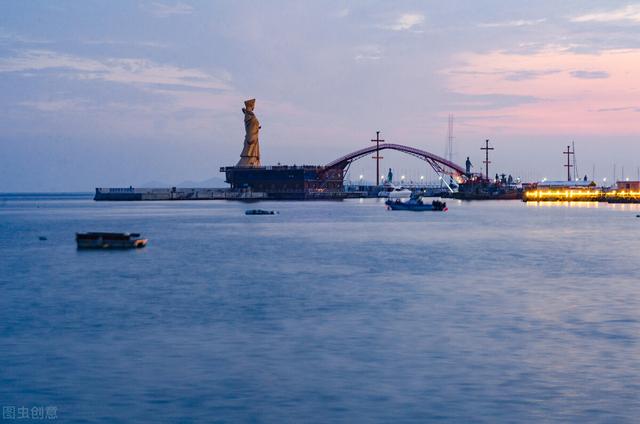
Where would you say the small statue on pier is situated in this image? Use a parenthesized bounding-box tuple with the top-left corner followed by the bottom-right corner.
(237, 98, 261, 167)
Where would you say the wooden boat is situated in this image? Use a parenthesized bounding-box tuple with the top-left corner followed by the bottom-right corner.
(76, 232, 147, 249)
(386, 196, 447, 212)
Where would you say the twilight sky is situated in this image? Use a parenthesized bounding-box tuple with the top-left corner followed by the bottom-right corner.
(1, 0, 640, 190)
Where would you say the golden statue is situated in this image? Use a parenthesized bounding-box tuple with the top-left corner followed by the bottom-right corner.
(236, 98, 261, 167)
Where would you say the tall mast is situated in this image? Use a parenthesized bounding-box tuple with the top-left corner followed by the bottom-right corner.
(371, 131, 384, 185)
(481, 139, 494, 180)
(563, 145, 574, 182)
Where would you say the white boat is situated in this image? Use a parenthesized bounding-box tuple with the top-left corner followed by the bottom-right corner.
(388, 188, 412, 199)
(377, 183, 412, 199)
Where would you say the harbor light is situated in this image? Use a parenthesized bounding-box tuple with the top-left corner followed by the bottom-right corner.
(359, 174, 363, 180)
(603, 177, 607, 182)
(542, 177, 547, 182)
(401, 175, 405, 181)
(420, 176, 424, 180)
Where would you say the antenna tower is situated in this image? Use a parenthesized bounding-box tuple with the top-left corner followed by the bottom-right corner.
(446, 114, 454, 163)
(572, 141, 578, 180)
(447, 114, 454, 184)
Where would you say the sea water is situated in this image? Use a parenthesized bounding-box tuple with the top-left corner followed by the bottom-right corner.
(1, 194, 639, 423)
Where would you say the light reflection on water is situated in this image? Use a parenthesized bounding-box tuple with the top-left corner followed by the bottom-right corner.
(1, 194, 639, 423)
(526, 200, 601, 208)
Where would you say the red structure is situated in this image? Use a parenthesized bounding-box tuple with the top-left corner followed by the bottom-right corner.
(219, 142, 467, 200)
(325, 143, 466, 182)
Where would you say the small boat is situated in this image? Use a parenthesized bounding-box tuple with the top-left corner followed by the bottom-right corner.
(386, 196, 447, 212)
(377, 182, 412, 199)
(76, 232, 147, 249)
(245, 209, 278, 215)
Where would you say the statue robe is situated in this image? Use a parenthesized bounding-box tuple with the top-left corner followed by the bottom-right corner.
(237, 107, 261, 167)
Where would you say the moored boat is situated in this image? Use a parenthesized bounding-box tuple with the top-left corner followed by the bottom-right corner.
(386, 196, 447, 211)
(76, 232, 147, 249)
(245, 209, 278, 215)
(377, 183, 412, 199)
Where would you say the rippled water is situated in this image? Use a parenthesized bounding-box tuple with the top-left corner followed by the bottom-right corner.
(1, 194, 640, 423)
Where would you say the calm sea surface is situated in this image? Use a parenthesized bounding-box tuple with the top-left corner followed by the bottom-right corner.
(1, 194, 640, 423)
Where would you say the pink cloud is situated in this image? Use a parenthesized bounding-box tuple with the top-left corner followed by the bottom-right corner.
(443, 47, 640, 135)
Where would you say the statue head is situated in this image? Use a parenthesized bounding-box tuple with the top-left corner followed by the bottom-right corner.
(244, 98, 256, 112)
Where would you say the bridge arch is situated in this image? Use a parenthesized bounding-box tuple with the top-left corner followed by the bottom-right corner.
(325, 143, 467, 184)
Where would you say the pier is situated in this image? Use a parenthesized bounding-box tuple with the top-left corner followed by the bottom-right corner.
(94, 187, 267, 201)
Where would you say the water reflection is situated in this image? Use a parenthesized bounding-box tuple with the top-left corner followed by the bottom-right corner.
(526, 200, 600, 208)
(2, 195, 640, 422)
(526, 200, 640, 210)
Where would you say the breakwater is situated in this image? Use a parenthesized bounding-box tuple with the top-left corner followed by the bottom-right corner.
(94, 187, 266, 201)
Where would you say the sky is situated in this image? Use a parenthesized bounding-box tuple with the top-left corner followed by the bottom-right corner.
(1, 0, 640, 191)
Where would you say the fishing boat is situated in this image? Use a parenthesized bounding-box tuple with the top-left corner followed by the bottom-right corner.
(386, 195, 447, 212)
(245, 209, 278, 215)
(76, 232, 147, 249)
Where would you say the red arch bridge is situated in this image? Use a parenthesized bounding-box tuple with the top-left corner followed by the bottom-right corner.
(221, 142, 469, 198)
(323, 143, 467, 192)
